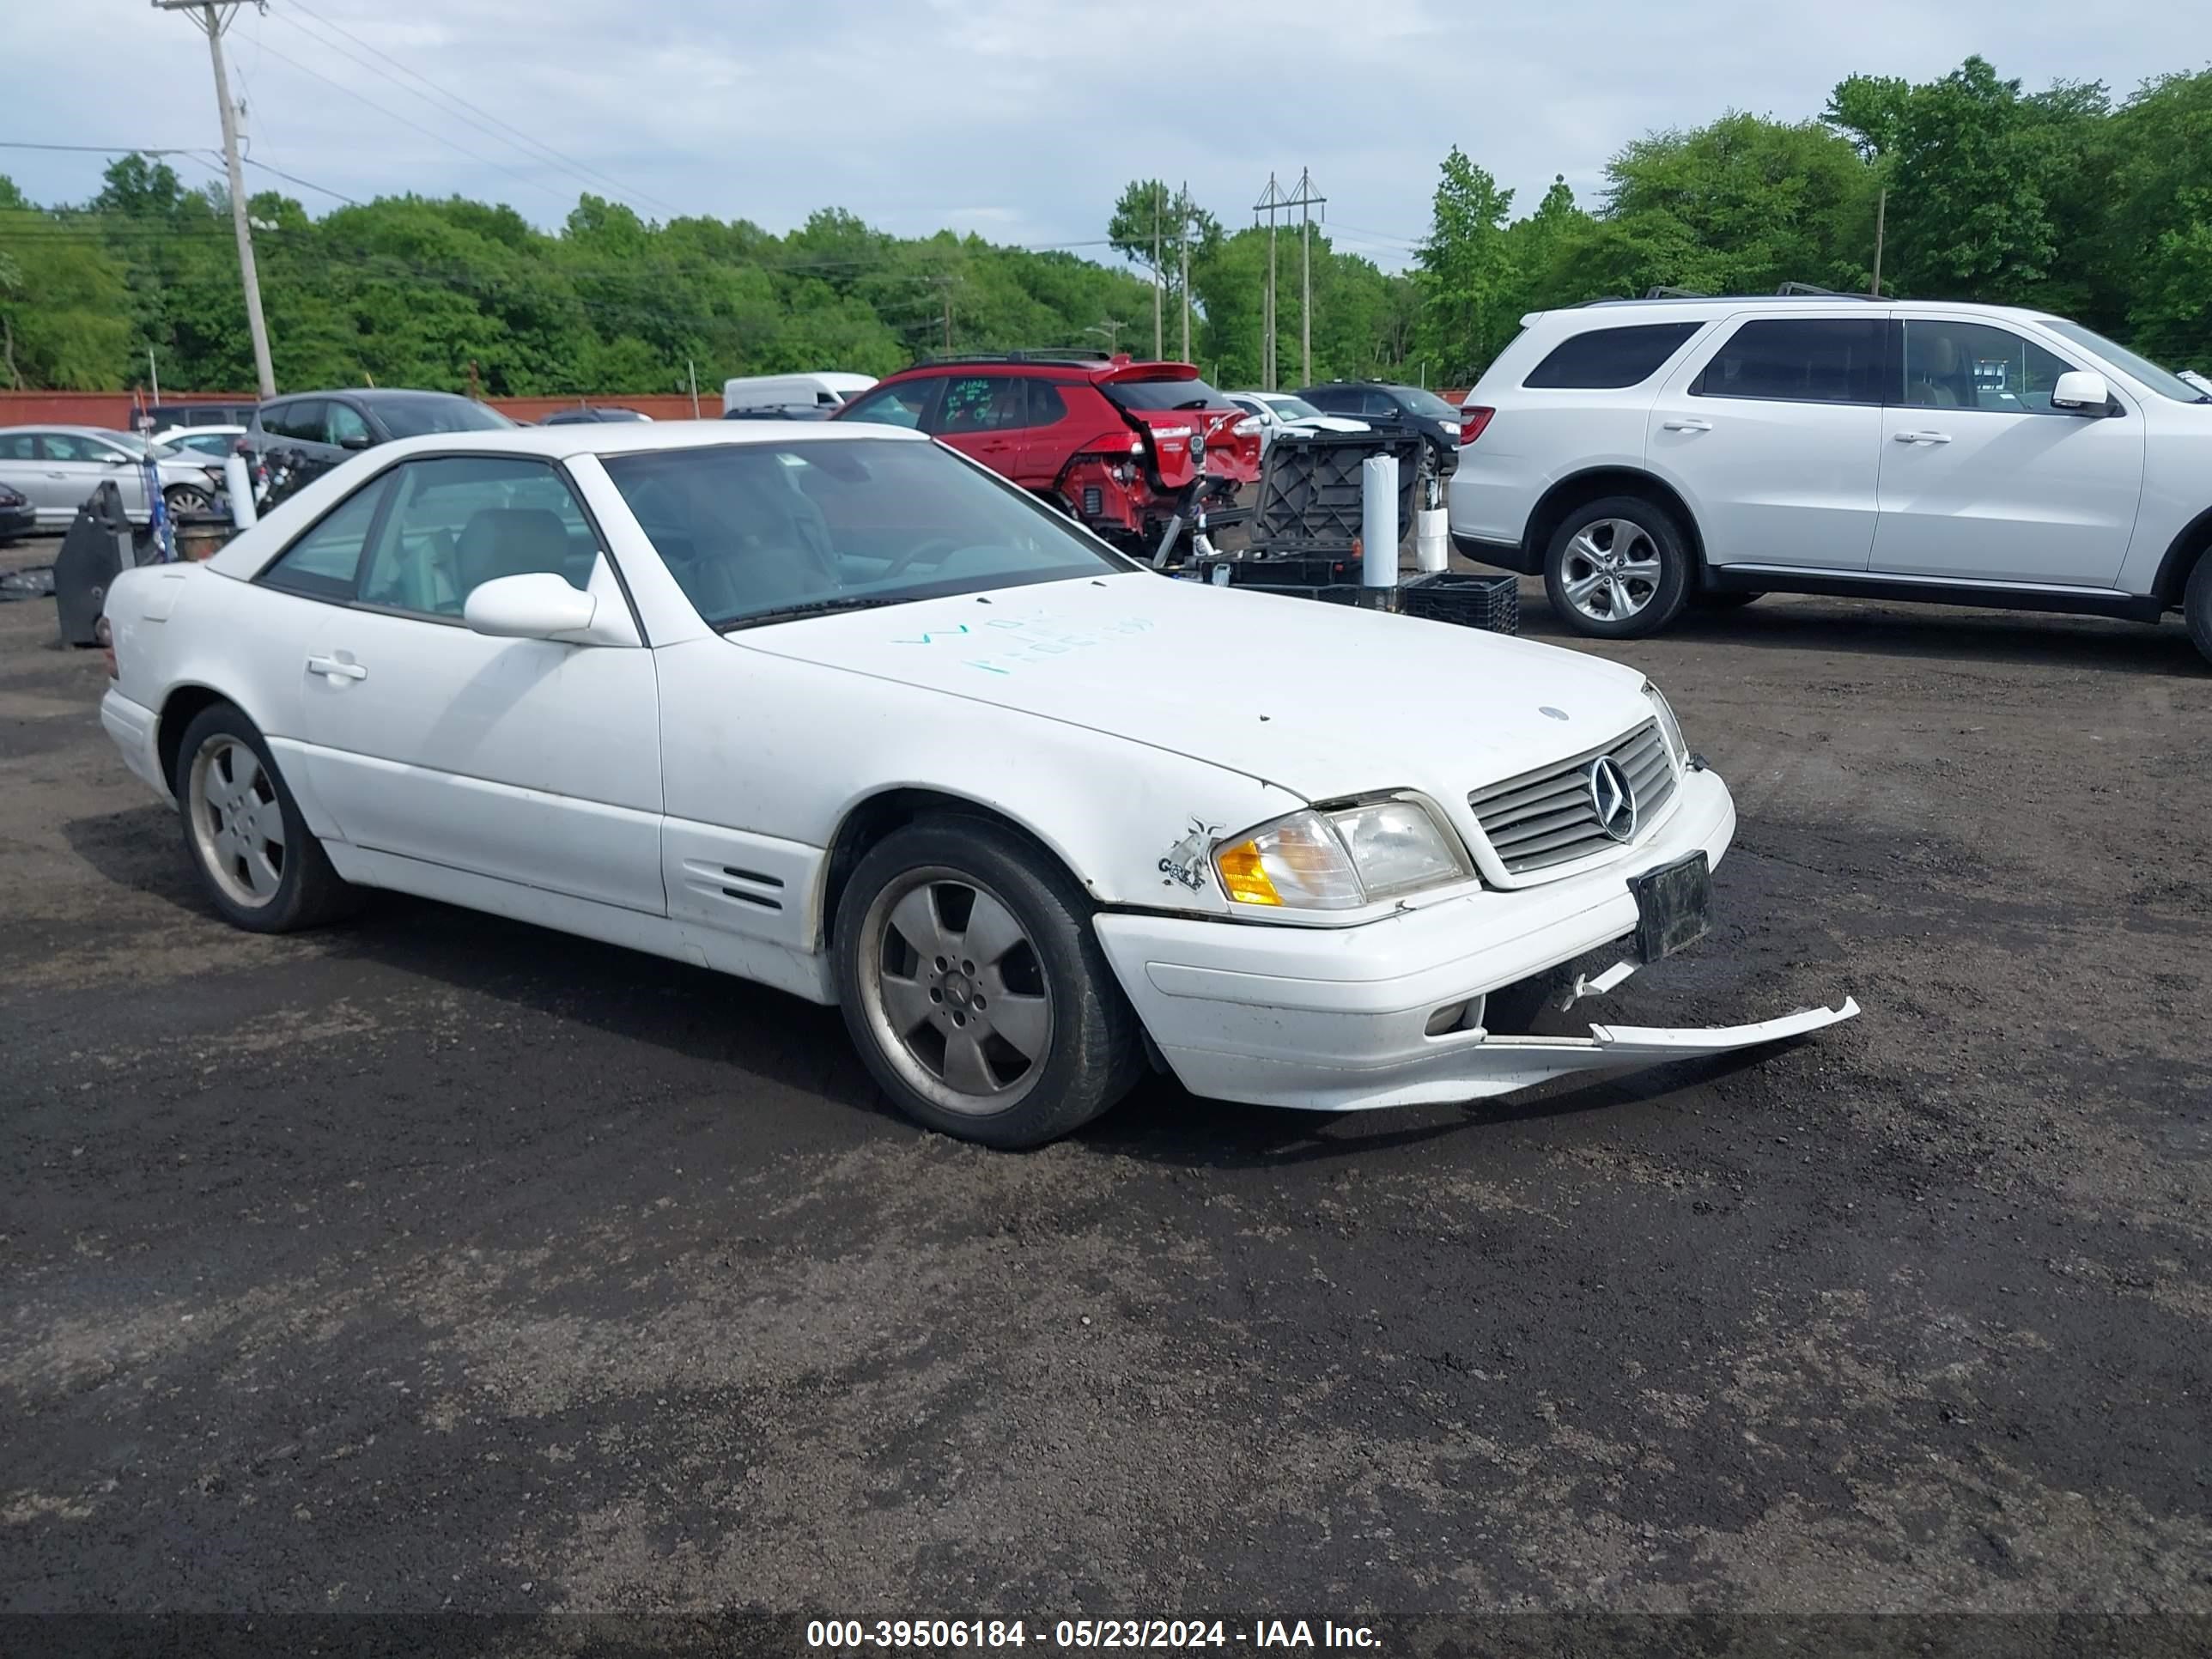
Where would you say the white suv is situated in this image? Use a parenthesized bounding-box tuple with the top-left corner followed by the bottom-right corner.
(1448, 296, 2212, 664)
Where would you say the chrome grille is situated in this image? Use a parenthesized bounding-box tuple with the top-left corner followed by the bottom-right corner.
(1468, 720, 1677, 874)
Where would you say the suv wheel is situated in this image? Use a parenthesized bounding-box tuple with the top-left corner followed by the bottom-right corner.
(2185, 550, 2212, 667)
(1542, 496, 1692, 639)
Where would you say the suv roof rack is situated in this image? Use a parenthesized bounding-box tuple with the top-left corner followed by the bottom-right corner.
(912, 349, 1119, 368)
(1577, 285, 1883, 308)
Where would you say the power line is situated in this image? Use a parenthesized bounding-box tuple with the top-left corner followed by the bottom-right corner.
(272, 3, 683, 220)
(245, 33, 580, 211)
(289, 0, 681, 221)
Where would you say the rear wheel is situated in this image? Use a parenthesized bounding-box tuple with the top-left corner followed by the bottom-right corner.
(173, 702, 356, 933)
(833, 816, 1142, 1148)
(162, 483, 213, 519)
(1542, 495, 1692, 639)
(2186, 550, 2212, 667)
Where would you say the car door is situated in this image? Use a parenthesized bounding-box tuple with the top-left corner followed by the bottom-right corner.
(927, 374, 1030, 477)
(1647, 313, 1885, 571)
(40, 432, 148, 522)
(1869, 317, 2145, 586)
(1015, 380, 1077, 486)
(275, 453, 665, 915)
(0, 432, 58, 521)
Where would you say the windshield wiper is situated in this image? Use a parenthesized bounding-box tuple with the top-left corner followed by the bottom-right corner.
(716, 594, 912, 632)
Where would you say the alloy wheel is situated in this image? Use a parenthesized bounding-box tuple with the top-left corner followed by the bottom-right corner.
(857, 867, 1054, 1115)
(1560, 518, 1664, 623)
(187, 736, 286, 908)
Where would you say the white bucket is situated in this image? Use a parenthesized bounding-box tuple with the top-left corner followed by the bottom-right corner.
(1414, 506, 1449, 573)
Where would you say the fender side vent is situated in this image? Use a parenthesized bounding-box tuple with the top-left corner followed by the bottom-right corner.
(720, 887, 781, 910)
(720, 866, 785, 889)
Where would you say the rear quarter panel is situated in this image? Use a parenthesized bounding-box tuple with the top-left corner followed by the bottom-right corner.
(1450, 320, 1674, 547)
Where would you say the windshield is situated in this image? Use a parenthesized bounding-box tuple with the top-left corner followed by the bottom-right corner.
(601, 437, 1132, 630)
(1103, 375, 1230, 411)
(374, 397, 517, 439)
(2039, 319, 2209, 404)
(1261, 395, 1323, 420)
(1389, 386, 1462, 420)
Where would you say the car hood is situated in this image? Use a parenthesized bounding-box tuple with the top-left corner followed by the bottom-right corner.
(733, 574, 1652, 803)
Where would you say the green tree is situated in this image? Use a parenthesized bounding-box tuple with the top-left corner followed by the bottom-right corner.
(1414, 147, 1516, 383)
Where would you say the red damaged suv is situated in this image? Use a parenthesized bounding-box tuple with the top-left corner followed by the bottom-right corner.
(834, 351, 1261, 555)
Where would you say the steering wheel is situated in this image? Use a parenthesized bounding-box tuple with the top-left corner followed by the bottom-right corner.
(876, 537, 962, 581)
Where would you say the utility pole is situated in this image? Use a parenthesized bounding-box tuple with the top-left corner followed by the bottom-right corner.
(1288, 168, 1325, 387)
(1152, 183, 1163, 360)
(1178, 180, 1191, 363)
(154, 1, 275, 399)
(1086, 318, 1129, 353)
(1870, 187, 1888, 298)
(1253, 173, 1285, 391)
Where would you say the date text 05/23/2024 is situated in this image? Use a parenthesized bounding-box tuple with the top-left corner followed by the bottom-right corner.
(805, 1618, 1381, 1650)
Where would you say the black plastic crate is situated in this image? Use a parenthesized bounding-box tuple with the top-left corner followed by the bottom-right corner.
(1194, 552, 1365, 587)
(1249, 429, 1427, 554)
(1401, 571, 1519, 635)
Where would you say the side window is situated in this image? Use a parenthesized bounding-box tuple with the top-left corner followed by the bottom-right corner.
(1359, 389, 1402, 418)
(356, 456, 596, 619)
(260, 401, 314, 442)
(0, 433, 35, 460)
(260, 477, 391, 602)
(325, 403, 373, 447)
(1523, 323, 1702, 389)
(840, 380, 934, 429)
(1693, 319, 1883, 405)
(1028, 381, 1069, 425)
(934, 376, 1029, 434)
(1302, 386, 1353, 413)
(40, 433, 100, 462)
(1902, 320, 2077, 414)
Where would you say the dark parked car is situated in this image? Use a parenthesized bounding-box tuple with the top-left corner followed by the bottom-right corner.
(246, 388, 514, 472)
(148, 402, 260, 431)
(0, 481, 33, 545)
(1297, 380, 1464, 454)
(539, 405, 653, 425)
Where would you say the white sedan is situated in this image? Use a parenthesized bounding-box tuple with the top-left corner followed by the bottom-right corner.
(97, 421, 1855, 1147)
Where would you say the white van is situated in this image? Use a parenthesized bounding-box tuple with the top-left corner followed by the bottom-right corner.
(720, 372, 877, 416)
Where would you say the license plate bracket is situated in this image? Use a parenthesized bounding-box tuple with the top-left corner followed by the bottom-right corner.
(1630, 851, 1712, 964)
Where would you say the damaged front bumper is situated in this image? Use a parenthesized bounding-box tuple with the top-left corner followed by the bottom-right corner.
(1093, 769, 1858, 1113)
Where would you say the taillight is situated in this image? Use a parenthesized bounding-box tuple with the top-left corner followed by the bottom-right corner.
(1459, 407, 1495, 446)
(95, 615, 116, 679)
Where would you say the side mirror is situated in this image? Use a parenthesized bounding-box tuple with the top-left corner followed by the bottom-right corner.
(337, 430, 374, 451)
(102, 452, 133, 466)
(462, 572, 597, 641)
(2051, 370, 2111, 413)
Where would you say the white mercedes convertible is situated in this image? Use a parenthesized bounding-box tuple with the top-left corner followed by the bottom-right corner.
(97, 421, 1855, 1146)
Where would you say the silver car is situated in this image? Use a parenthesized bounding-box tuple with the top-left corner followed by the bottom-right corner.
(0, 425, 225, 528)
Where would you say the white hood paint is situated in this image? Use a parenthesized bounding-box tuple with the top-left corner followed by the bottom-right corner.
(733, 573, 1650, 805)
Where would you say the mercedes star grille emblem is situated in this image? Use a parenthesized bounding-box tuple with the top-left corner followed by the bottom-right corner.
(1587, 756, 1638, 842)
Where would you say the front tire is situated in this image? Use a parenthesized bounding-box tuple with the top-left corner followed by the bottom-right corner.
(1543, 495, 1692, 639)
(163, 483, 213, 518)
(833, 816, 1143, 1148)
(2185, 550, 2212, 667)
(173, 702, 356, 933)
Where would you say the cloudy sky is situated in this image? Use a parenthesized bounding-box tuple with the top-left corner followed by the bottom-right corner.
(9, 0, 2210, 269)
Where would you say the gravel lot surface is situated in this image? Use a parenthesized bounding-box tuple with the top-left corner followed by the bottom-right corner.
(3, 537, 2208, 1651)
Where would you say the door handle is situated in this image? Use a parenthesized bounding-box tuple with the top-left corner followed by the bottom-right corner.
(1893, 430, 1953, 444)
(306, 655, 368, 682)
(1661, 417, 1711, 433)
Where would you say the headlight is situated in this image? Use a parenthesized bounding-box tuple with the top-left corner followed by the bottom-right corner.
(1644, 682, 1687, 768)
(1213, 795, 1470, 911)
